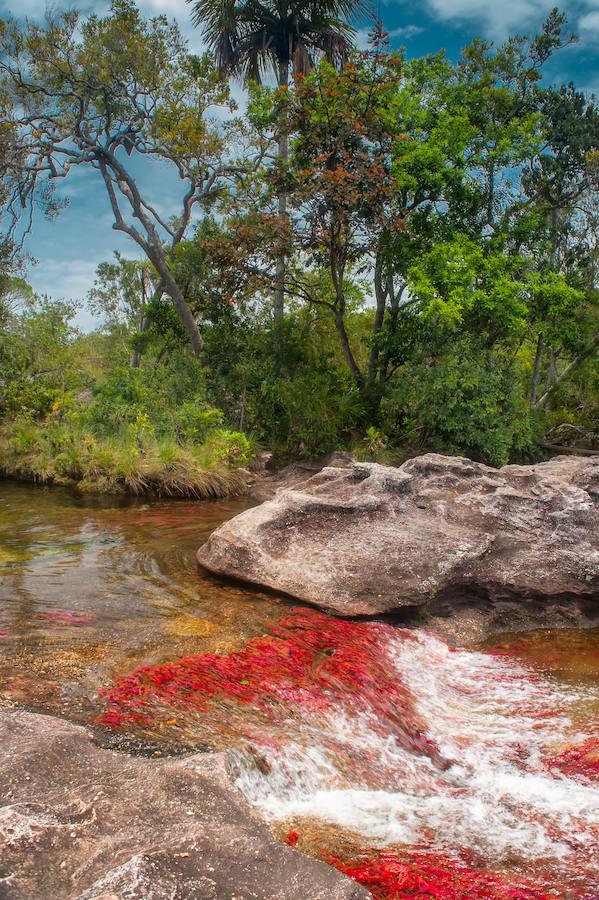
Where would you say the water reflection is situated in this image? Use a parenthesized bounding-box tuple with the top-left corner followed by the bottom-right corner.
(0, 480, 290, 723)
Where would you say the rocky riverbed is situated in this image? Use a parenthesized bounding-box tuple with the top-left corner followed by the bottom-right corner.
(1, 466, 599, 899)
(0, 707, 365, 898)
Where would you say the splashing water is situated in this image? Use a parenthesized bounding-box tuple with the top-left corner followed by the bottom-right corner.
(8, 483, 597, 895)
(99, 609, 599, 897)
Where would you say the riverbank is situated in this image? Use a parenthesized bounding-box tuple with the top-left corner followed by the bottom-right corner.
(1, 481, 599, 899)
(0, 420, 252, 499)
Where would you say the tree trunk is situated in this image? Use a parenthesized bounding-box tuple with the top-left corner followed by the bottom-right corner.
(546, 349, 558, 390)
(487, 158, 495, 228)
(131, 272, 157, 368)
(335, 309, 364, 388)
(274, 59, 289, 325)
(368, 254, 387, 382)
(534, 332, 599, 409)
(530, 333, 544, 405)
(97, 156, 203, 358)
(150, 253, 203, 357)
(380, 280, 405, 382)
(130, 316, 148, 369)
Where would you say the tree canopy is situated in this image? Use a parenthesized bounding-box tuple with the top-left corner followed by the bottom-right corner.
(0, 0, 249, 354)
(0, 1, 597, 477)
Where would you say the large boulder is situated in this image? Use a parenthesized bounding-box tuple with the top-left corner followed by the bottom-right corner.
(0, 708, 367, 899)
(198, 453, 599, 643)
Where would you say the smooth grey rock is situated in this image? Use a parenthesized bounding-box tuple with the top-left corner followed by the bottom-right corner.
(198, 453, 599, 642)
(0, 708, 368, 900)
(250, 452, 354, 503)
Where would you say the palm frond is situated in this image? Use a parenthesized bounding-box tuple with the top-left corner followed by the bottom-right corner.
(188, 0, 363, 82)
(309, 25, 354, 67)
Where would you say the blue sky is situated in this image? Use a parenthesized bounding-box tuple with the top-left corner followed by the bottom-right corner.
(1, 0, 597, 328)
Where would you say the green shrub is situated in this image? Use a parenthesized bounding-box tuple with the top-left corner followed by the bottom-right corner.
(383, 346, 536, 467)
(204, 429, 254, 467)
(0, 419, 252, 498)
(175, 401, 224, 444)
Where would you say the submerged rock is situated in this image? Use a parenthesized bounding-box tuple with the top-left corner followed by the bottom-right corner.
(0, 708, 366, 899)
(197, 453, 599, 642)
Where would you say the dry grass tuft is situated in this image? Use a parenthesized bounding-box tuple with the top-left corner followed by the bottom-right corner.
(0, 422, 251, 499)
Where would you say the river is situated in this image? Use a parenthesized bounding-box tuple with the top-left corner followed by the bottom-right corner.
(1, 481, 598, 898)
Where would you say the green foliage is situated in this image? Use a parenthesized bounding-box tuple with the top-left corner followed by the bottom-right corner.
(0, 297, 257, 496)
(175, 402, 224, 444)
(201, 303, 358, 458)
(206, 429, 254, 467)
(0, 418, 249, 497)
(384, 343, 536, 466)
(0, 0, 237, 356)
(190, 0, 361, 83)
(1, 3, 597, 476)
(0, 295, 85, 418)
(353, 427, 395, 464)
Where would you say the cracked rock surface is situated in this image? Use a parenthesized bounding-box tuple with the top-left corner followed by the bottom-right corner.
(0, 708, 367, 899)
(198, 453, 599, 643)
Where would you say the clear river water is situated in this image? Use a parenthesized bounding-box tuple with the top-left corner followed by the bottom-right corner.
(1, 480, 598, 899)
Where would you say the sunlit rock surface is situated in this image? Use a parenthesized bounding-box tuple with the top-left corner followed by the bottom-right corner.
(0, 708, 367, 899)
(198, 453, 599, 641)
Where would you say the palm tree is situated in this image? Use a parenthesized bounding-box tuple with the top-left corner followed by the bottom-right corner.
(188, 0, 362, 322)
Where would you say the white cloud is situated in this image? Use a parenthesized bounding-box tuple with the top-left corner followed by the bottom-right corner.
(389, 24, 424, 38)
(0, 0, 204, 49)
(395, 0, 599, 45)
(137, 0, 207, 47)
(417, 0, 556, 39)
(579, 8, 599, 34)
(28, 257, 99, 302)
(355, 22, 423, 49)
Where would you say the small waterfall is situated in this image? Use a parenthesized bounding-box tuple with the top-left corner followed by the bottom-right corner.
(100, 609, 599, 896)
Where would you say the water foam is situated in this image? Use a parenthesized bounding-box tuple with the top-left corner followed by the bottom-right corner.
(232, 628, 599, 876)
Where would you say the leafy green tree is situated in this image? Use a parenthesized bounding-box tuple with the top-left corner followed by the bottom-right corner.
(0, 295, 82, 418)
(210, 33, 473, 392)
(189, 0, 362, 322)
(88, 254, 164, 367)
(0, 0, 242, 356)
(457, 8, 576, 233)
(518, 84, 599, 406)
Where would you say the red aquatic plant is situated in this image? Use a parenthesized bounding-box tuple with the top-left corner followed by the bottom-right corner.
(34, 610, 92, 627)
(324, 848, 551, 900)
(547, 737, 599, 781)
(98, 608, 441, 763)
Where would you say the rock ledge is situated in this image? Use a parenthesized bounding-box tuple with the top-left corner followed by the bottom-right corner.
(0, 708, 366, 899)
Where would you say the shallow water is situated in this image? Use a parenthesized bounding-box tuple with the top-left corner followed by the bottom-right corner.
(0, 480, 289, 725)
(1, 480, 599, 898)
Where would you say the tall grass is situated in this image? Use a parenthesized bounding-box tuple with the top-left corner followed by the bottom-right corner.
(0, 420, 250, 498)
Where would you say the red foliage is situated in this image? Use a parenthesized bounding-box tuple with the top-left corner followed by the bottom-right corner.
(98, 608, 438, 761)
(35, 610, 92, 627)
(285, 830, 299, 847)
(325, 849, 551, 900)
(547, 737, 599, 781)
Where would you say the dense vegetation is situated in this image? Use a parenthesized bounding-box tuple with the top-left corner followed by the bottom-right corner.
(0, 1, 597, 495)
